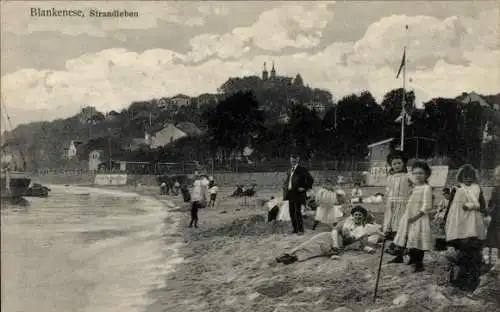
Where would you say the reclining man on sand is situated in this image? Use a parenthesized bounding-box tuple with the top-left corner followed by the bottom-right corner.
(275, 206, 384, 265)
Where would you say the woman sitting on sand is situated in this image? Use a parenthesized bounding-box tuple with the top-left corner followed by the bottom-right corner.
(275, 206, 384, 265)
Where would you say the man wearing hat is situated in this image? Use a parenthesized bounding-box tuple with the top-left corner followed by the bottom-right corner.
(275, 206, 383, 265)
(283, 152, 314, 234)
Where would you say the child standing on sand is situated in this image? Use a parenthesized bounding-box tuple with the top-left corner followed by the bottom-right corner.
(393, 161, 434, 272)
(312, 188, 346, 230)
(208, 182, 219, 208)
(443, 164, 487, 292)
(384, 150, 412, 263)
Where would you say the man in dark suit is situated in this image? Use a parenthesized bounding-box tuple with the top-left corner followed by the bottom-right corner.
(283, 153, 314, 234)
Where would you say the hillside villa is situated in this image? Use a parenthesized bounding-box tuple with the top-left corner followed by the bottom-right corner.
(63, 140, 83, 160)
(169, 94, 191, 107)
(149, 122, 202, 149)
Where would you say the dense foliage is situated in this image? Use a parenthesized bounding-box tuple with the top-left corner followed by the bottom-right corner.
(2, 74, 498, 170)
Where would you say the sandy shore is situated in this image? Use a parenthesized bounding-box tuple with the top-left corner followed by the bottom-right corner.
(90, 185, 499, 312)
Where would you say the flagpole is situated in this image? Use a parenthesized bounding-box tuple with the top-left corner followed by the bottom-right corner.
(400, 25, 409, 151)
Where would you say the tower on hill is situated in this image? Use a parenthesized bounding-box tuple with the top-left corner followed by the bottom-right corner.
(262, 62, 269, 80)
(260, 61, 293, 85)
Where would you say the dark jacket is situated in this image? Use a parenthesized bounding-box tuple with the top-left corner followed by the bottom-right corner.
(488, 185, 500, 224)
(283, 165, 314, 202)
(486, 185, 500, 248)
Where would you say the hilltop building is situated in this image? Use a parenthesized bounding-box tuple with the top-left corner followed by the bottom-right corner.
(260, 62, 329, 113)
(261, 61, 294, 86)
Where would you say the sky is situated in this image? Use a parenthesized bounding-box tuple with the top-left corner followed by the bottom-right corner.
(1, 1, 499, 129)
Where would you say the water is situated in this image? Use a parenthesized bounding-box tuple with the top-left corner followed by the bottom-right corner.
(1, 185, 183, 312)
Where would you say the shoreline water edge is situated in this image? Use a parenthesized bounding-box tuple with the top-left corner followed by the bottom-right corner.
(74, 184, 499, 312)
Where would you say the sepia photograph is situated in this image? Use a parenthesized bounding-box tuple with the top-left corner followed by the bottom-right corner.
(1, 1, 499, 312)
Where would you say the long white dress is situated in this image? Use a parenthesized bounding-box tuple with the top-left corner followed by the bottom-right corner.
(314, 187, 344, 225)
(445, 183, 487, 242)
(383, 172, 412, 232)
(394, 184, 434, 251)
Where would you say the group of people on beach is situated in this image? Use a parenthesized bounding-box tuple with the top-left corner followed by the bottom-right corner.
(273, 150, 500, 292)
(178, 150, 500, 291)
(185, 173, 218, 228)
(382, 150, 499, 291)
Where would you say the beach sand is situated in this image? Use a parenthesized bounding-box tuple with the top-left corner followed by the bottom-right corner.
(97, 184, 499, 312)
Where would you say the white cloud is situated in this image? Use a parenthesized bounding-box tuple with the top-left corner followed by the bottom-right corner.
(344, 8, 499, 105)
(186, 2, 335, 62)
(197, 5, 229, 16)
(242, 3, 335, 51)
(2, 8, 499, 127)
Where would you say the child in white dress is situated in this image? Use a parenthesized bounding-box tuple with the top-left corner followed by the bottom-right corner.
(384, 150, 413, 263)
(393, 161, 434, 272)
(443, 164, 487, 291)
(208, 183, 219, 208)
(351, 183, 363, 203)
(312, 188, 346, 230)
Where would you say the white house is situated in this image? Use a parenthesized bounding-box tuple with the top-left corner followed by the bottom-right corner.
(63, 140, 83, 160)
(367, 138, 395, 166)
(122, 132, 152, 151)
(196, 93, 218, 106)
(170, 94, 190, 107)
(150, 124, 188, 148)
(460, 92, 490, 107)
(88, 150, 104, 171)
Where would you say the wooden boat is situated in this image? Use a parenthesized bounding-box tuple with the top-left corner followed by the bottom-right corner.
(23, 182, 50, 198)
(1, 170, 31, 199)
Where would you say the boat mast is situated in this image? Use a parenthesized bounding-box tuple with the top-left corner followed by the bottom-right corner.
(1, 96, 27, 171)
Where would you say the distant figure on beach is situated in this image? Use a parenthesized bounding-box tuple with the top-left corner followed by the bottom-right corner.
(189, 173, 209, 228)
(351, 182, 363, 203)
(283, 153, 314, 235)
(485, 166, 500, 271)
(275, 206, 383, 265)
(230, 185, 244, 197)
(160, 182, 167, 195)
(363, 193, 384, 204)
(181, 184, 191, 202)
(243, 184, 257, 197)
(265, 196, 281, 222)
(208, 181, 219, 208)
(173, 180, 181, 196)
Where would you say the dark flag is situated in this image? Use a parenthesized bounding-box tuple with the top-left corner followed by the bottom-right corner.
(396, 47, 406, 79)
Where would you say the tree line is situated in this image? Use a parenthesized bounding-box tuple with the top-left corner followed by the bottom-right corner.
(186, 89, 497, 170)
(2, 74, 498, 170)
